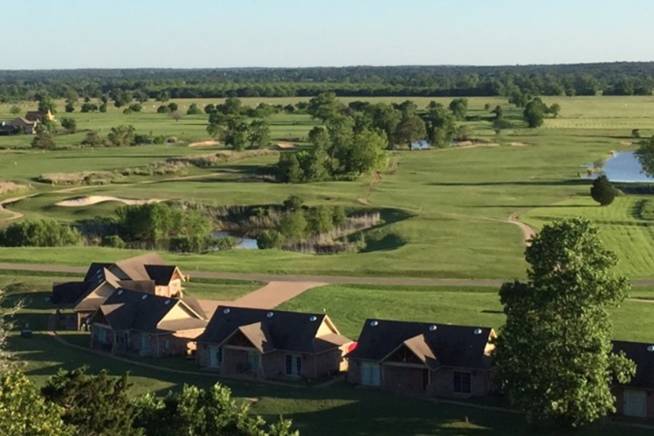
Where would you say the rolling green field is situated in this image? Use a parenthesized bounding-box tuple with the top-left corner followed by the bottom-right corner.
(1, 96, 654, 280)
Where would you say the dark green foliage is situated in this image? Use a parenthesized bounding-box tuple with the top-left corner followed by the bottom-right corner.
(448, 98, 468, 120)
(394, 112, 427, 147)
(81, 102, 98, 112)
(60, 117, 76, 133)
(635, 135, 654, 177)
(133, 384, 297, 436)
(590, 175, 618, 206)
(37, 97, 56, 113)
(106, 125, 136, 146)
(42, 367, 140, 436)
(156, 105, 170, 113)
(115, 203, 212, 251)
(523, 97, 547, 128)
(257, 229, 285, 249)
(307, 205, 334, 234)
(64, 101, 75, 113)
(9, 105, 21, 115)
(186, 103, 202, 115)
(31, 124, 55, 149)
(424, 102, 456, 148)
(80, 130, 103, 147)
(282, 195, 304, 211)
(279, 209, 308, 240)
(248, 119, 270, 148)
(307, 92, 345, 121)
(101, 234, 126, 248)
(0, 219, 82, 247)
(495, 218, 635, 428)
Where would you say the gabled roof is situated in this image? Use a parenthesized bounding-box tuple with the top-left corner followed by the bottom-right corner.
(144, 265, 179, 285)
(197, 306, 351, 353)
(72, 267, 123, 312)
(348, 319, 494, 369)
(613, 340, 654, 389)
(114, 253, 166, 281)
(94, 288, 205, 333)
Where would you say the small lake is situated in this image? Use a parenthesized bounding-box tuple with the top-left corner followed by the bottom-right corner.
(213, 231, 259, 250)
(600, 151, 654, 183)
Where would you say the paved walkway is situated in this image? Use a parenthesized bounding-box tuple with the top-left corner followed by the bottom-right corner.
(198, 280, 326, 317)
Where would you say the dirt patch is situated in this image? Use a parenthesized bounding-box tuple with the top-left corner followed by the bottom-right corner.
(0, 181, 28, 195)
(55, 196, 162, 207)
(507, 213, 537, 246)
(619, 141, 633, 147)
(452, 141, 500, 150)
(189, 140, 220, 148)
(510, 142, 527, 147)
(276, 141, 296, 150)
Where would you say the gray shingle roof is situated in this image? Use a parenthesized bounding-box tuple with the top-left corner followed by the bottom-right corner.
(348, 319, 494, 369)
(197, 306, 350, 353)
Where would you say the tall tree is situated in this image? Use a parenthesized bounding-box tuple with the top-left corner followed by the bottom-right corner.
(394, 113, 426, 147)
(495, 218, 635, 428)
(448, 98, 468, 120)
(590, 175, 618, 206)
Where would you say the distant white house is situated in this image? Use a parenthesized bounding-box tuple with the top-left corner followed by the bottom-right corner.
(410, 140, 431, 151)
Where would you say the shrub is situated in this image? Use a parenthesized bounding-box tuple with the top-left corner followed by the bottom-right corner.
(0, 219, 82, 247)
(81, 131, 103, 147)
(60, 117, 76, 133)
(101, 234, 126, 248)
(257, 230, 285, 249)
(590, 175, 618, 206)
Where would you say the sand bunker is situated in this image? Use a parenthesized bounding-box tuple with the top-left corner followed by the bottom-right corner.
(276, 141, 296, 150)
(0, 181, 28, 195)
(189, 140, 220, 147)
(55, 196, 162, 207)
(510, 142, 527, 147)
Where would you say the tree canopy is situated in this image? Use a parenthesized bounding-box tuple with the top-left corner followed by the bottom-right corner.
(495, 218, 635, 428)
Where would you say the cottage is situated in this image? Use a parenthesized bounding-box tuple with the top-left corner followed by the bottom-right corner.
(89, 288, 206, 357)
(196, 307, 353, 381)
(11, 117, 38, 134)
(25, 109, 54, 123)
(612, 340, 654, 419)
(347, 319, 496, 399)
(52, 253, 188, 329)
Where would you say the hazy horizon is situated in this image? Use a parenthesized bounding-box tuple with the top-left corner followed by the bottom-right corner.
(5, 0, 654, 69)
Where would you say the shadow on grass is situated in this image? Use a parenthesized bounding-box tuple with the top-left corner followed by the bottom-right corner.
(428, 179, 588, 187)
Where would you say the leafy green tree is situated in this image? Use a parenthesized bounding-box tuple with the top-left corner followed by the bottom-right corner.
(0, 370, 71, 436)
(169, 110, 183, 122)
(64, 101, 75, 113)
(156, 91, 170, 102)
(425, 103, 456, 148)
(257, 230, 285, 249)
(42, 368, 140, 436)
(167, 102, 178, 112)
(31, 124, 55, 149)
(279, 209, 308, 240)
(548, 103, 561, 118)
(99, 102, 107, 113)
(9, 105, 21, 115)
(635, 135, 654, 176)
(106, 125, 136, 146)
(332, 205, 347, 226)
(247, 119, 270, 148)
(394, 113, 426, 147)
(347, 129, 388, 174)
(111, 90, 132, 108)
(448, 98, 468, 120)
(307, 92, 345, 121)
(590, 175, 618, 206)
(307, 205, 334, 234)
(523, 97, 547, 128)
(495, 218, 636, 428)
(134, 384, 297, 436)
(60, 117, 76, 133)
(0, 219, 82, 247)
(81, 130, 104, 147)
(276, 153, 303, 183)
(186, 103, 203, 115)
(224, 116, 249, 150)
(38, 97, 56, 113)
(219, 97, 242, 115)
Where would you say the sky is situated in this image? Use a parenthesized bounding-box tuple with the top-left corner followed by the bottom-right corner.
(3, 0, 654, 69)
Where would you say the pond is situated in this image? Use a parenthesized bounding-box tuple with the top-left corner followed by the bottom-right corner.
(213, 231, 259, 250)
(600, 151, 654, 183)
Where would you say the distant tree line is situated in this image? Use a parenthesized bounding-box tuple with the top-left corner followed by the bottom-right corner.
(1, 63, 654, 102)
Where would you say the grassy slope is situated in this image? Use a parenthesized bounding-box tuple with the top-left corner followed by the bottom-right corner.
(279, 284, 654, 342)
(0, 97, 653, 279)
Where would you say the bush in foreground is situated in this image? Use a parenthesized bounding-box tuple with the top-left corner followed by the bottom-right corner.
(0, 219, 82, 247)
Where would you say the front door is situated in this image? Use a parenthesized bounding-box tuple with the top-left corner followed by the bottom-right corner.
(285, 355, 302, 377)
(623, 389, 647, 418)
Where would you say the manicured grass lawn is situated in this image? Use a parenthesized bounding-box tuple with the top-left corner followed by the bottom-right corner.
(1, 96, 653, 280)
(279, 284, 654, 342)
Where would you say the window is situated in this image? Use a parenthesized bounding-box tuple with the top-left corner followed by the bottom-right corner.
(209, 346, 222, 368)
(285, 355, 302, 376)
(247, 350, 259, 371)
(361, 362, 381, 386)
(453, 372, 471, 394)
